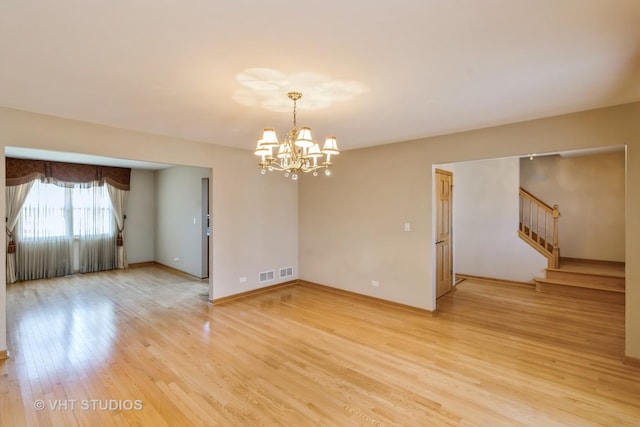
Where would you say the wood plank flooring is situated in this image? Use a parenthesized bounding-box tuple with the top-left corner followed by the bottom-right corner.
(1, 266, 639, 426)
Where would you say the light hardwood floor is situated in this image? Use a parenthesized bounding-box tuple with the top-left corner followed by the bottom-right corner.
(1, 266, 639, 426)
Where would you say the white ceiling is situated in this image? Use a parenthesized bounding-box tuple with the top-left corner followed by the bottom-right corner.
(1, 1, 640, 153)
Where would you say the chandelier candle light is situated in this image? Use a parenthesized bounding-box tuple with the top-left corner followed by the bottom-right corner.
(254, 92, 339, 180)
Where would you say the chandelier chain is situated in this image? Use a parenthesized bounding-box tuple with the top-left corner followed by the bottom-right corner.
(293, 97, 297, 129)
(288, 91, 301, 129)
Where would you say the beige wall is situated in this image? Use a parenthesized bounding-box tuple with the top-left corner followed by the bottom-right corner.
(155, 165, 210, 277)
(0, 107, 299, 354)
(454, 157, 547, 282)
(520, 151, 625, 262)
(300, 143, 435, 307)
(299, 102, 640, 358)
(126, 169, 156, 264)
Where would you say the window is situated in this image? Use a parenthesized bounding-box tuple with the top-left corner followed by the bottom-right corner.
(72, 185, 114, 237)
(19, 181, 114, 240)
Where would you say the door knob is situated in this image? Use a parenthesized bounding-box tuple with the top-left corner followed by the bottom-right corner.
(435, 240, 444, 244)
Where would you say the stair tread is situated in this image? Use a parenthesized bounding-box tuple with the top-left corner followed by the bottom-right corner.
(546, 267, 625, 279)
(557, 259, 625, 276)
(534, 277, 625, 292)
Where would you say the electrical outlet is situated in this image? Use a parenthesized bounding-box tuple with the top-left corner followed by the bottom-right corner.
(371, 280, 380, 287)
(239, 276, 247, 283)
(174, 257, 180, 262)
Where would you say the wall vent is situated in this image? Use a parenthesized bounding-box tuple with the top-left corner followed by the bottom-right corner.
(259, 270, 275, 283)
(279, 266, 294, 278)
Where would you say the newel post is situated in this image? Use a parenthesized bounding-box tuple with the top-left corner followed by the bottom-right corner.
(551, 205, 561, 268)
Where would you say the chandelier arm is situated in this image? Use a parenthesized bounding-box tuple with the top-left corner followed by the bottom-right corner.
(261, 162, 331, 174)
(262, 161, 288, 171)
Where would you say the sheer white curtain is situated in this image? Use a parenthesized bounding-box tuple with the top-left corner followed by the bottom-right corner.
(15, 181, 117, 279)
(76, 184, 117, 273)
(106, 183, 128, 269)
(16, 181, 74, 280)
(6, 181, 35, 283)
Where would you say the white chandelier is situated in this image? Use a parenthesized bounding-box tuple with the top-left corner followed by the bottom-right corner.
(254, 91, 339, 180)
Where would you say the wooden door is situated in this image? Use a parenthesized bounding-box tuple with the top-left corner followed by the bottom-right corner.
(435, 169, 453, 298)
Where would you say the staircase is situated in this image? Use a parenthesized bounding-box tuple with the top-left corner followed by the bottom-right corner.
(534, 259, 625, 304)
(518, 188, 625, 304)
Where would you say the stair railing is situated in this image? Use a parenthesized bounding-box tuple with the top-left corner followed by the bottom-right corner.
(518, 188, 560, 268)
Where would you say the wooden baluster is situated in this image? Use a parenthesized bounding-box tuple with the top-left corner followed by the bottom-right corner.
(529, 200, 533, 239)
(523, 197, 527, 233)
(521, 196, 525, 232)
(536, 206, 541, 244)
(544, 212, 548, 252)
(551, 205, 560, 268)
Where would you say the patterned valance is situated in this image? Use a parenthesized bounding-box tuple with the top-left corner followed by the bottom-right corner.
(6, 157, 131, 190)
